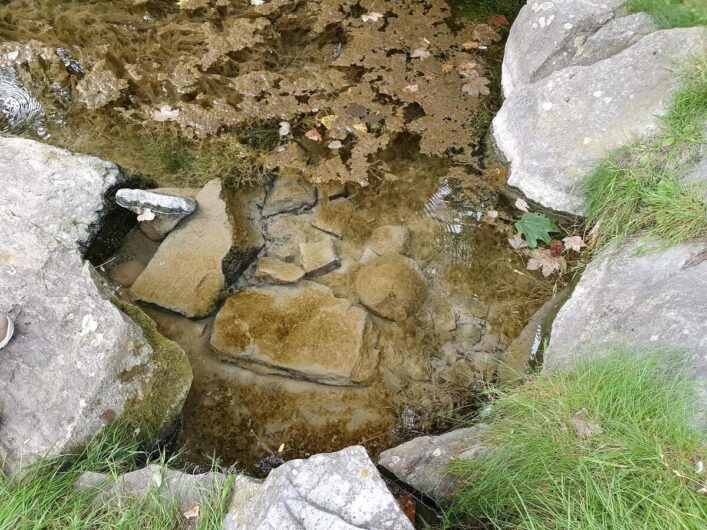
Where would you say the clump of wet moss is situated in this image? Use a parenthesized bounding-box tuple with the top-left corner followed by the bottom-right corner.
(112, 298, 193, 439)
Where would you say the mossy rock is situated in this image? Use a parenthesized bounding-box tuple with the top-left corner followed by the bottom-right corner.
(112, 297, 193, 439)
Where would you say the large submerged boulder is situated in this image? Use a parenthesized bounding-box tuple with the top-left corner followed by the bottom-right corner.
(545, 240, 707, 430)
(210, 282, 379, 386)
(494, 1, 706, 214)
(0, 137, 192, 473)
(223, 446, 414, 530)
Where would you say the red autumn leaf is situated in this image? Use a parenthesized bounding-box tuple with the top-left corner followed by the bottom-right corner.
(550, 239, 564, 257)
(488, 15, 509, 27)
(396, 493, 417, 523)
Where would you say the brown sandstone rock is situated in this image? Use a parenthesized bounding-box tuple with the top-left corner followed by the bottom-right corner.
(355, 253, 428, 322)
(109, 260, 145, 287)
(210, 281, 379, 386)
(299, 238, 340, 276)
(255, 257, 305, 285)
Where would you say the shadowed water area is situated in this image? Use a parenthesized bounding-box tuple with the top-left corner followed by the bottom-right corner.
(1, 0, 554, 474)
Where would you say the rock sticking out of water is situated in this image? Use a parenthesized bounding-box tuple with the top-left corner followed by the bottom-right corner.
(210, 281, 379, 386)
(116, 188, 198, 241)
(131, 180, 244, 318)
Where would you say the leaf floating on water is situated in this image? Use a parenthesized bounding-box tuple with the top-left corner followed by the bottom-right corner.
(411, 48, 431, 60)
(361, 12, 384, 22)
(515, 212, 560, 249)
(403, 84, 419, 93)
(278, 121, 291, 136)
(461, 73, 490, 97)
(462, 41, 480, 50)
(514, 197, 529, 212)
(550, 239, 564, 257)
(527, 249, 566, 278)
(327, 140, 343, 149)
(563, 235, 587, 252)
(457, 62, 478, 77)
(471, 23, 502, 45)
(508, 233, 527, 249)
(304, 128, 322, 142)
(152, 104, 179, 122)
(486, 209, 499, 219)
(487, 15, 510, 27)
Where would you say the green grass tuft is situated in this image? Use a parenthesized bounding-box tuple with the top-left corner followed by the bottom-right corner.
(626, 0, 707, 29)
(585, 54, 707, 248)
(0, 426, 235, 530)
(447, 352, 707, 529)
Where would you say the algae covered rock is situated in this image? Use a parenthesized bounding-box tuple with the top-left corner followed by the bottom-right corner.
(0, 137, 191, 473)
(210, 282, 379, 386)
(355, 253, 428, 322)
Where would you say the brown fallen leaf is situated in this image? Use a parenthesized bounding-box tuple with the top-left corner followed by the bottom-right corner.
(550, 239, 564, 257)
(183, 504, 201, 519)
(462, 41, 480, 50)
(411, 47, 431, 60)
(508, 233, 528, 249)
(563, 235, 587, 252)
(457, 61, 478, 78)
(514, 197, 529, 212)
(396, 493, 417, 524)
(571, 408, 603, 440)
(403, 84, 419, 93)
(304, 128, 322, 142)
(441, 62, 455, 73)
(361, 12, 384, 22)
(488, 15, 510, 27)
(526, 249, 566, 277)
(471, 23, 502, 45)
(461, 71, 490, 97)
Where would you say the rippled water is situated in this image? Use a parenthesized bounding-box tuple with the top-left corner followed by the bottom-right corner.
(0, 67, 46, 137)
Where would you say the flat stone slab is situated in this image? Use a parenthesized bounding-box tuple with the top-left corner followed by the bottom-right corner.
(223, 446, 414, 530)
(255, 257, 304, 285)
(545, 240, 707, 430)
(494, 1, 706, 215)
(132, 179, 239, 318)
(0, 138, 190, 473)
(211, 281, 379, 386)
(379, 425, 490, 503)
(299, 237, 340, 276)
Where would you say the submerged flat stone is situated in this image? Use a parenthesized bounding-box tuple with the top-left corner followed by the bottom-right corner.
(255, 257, 304, 285)
(210, 281, 379, 386)
(132, 179, 233, 318)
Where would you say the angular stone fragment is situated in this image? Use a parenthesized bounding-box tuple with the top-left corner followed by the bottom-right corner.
(355, 253, 428, 321)
(223, 446, 413, 530)
(311, 199, 354, 238)
(0, 138, 191, 473)
(109, 260, 145, 287)
(211, 282, 379, 386)
(299, 237, 340, 276)
(366, 225, 410, 256)
(132, 180, 240, 318)
(262, 175, 317, 217)
(255, 257, 304, 285)
(116, 188, 197, 241)
(379, 425, 490, 503)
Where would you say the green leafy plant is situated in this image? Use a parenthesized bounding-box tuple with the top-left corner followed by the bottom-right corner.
(515, 212, 560, 249)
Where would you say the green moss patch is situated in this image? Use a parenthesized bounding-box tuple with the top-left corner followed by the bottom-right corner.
(113, 298, 193, 438)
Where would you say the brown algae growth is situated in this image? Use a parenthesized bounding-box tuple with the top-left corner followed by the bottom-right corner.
(3, 1, 559, 471)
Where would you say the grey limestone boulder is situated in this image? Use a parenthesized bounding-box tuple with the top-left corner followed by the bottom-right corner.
(0, 137, 192, 473)
(545, 239, 707, 430)
(222, 445, 413, 530)
(494, 1, 706, 214)
(379, 425, 490, 503)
